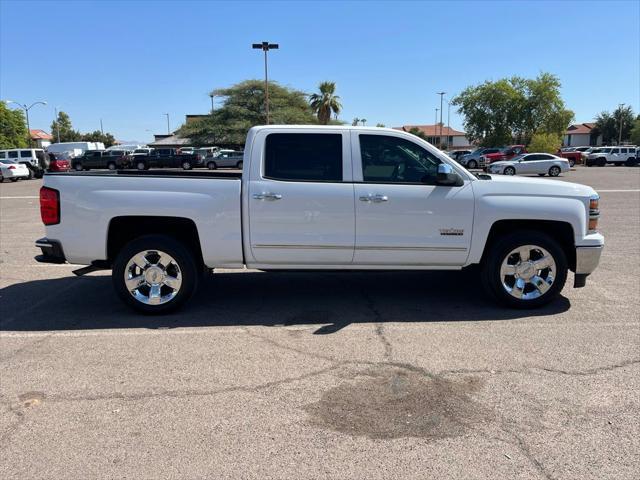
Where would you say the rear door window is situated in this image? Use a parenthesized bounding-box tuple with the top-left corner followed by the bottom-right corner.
(20, 150, 33, 158)
(8, 151, 18, 158)
(264, 133, 342, 182)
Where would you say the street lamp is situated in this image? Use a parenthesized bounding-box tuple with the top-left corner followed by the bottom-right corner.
(252, 41, 279, 124)
(445, 97, 453, 149)
(6, 100, 47, 147)
(209, 93, 217, 114)
(435, 108, 439, 145)
(164, 113, 170, 134)
(437, 91, 446, 148)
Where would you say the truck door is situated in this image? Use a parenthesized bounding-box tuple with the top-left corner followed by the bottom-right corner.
(351, 131, 473, 266)
(248, 131, 355, 265)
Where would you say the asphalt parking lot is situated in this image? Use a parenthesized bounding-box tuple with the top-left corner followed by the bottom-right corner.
(1, 167, 639, 479)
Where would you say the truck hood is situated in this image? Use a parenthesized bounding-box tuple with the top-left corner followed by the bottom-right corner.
(478, 173, 597, 197)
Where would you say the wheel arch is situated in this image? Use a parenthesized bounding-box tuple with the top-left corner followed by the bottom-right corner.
(478, 220, 576, 271)
(107, 216, 204, 269)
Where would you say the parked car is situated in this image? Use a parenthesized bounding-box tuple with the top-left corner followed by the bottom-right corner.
(556, 149, 581, 167)
(458, 148, 501, 169)
(72, 150, 132, 170)
(487, 153, 570, 176)
(0, 148, 46, 178)
(205, 150, 244, 169)
(446, 149, 472, 161)
(133, 148, 203, 170)
(47, 142, 105, 156)
(36, 125, 603, 314)
(0, 159, 30, 182)
(585, 146, 638, 167)
(47, 153, 71, 172)
(483, 145, 527, 165)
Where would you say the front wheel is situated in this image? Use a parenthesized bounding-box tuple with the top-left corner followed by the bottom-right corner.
(75, 163, 83, 171)
(112, 235, 199, 314)
(597, 158, 606, 167)
(108, 162, 116, 170)
(207, 161, 217, 170)
(10, 178, 18, 182)
(467, 159, 477, 169)
(182, 161, 192, 170)
(236, 161, 243, 169)
(481, 230, 567, 308)
(569, 159, 576, 167)
(504, 166, 516, 175)
(548, 166, 561, 177)
(136, 161, 146, 171)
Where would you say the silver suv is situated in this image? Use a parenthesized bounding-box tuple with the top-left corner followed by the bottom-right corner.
(458, 148, 501, 169)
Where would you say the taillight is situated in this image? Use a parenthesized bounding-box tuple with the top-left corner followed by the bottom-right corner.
(40, 186, 60, 225)
(8, 165, 16, 170)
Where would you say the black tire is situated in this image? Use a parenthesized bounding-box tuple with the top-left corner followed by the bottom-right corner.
(107, 162, 117, 170)
(75, 163, 83, 171)
(11, 178, 18, 182)
(236, 161, 243, 169)
(504, 166, 516, 175)
(182, 161, 192, 170)
(467, 159, 477, 169)
(569, 159, 575, 167)
(112, 235, 199, 314)
(480, 230, 568, 309)
(626, 158, 638, 167)
(538, 173, 546, 176)
(26, 167, 35, 179)
(597, 158, 606, 167)
(207, 161, 217, 170)
(136, 161, 147, 171)
(548, 166, 561, 177)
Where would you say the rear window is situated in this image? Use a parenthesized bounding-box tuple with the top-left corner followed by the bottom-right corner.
(20, 150, 33, 157)
(264, 133, 342, 182)
(0, 159, 15, 164)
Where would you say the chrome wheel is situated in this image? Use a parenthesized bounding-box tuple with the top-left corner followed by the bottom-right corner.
(500, 245, 556, 300)
(124, 250, 182, 305)
(504, 167, 516, 175)
(549, 166, 560, 177)
(182, 161, 192, 170)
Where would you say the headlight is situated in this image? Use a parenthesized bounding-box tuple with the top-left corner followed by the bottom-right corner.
(588, 194, 600, 232)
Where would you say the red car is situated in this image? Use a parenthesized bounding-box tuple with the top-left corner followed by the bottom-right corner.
(483, 145, 527, 165)
(47, 153, 71, 172)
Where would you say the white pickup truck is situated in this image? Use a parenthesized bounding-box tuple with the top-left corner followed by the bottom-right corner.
(36, 126, 604, 313)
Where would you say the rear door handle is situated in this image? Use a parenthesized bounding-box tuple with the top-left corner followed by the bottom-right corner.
(253, 192, 282, 201)
(359, 194, 388, 203)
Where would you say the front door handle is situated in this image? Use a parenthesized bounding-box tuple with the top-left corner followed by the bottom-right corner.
(253, 192, 282, 201)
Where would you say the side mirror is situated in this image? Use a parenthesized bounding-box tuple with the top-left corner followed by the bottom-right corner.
(436, 163, 463, 186)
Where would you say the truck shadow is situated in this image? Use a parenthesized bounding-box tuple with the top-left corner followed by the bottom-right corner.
(0, 269, 570, 333)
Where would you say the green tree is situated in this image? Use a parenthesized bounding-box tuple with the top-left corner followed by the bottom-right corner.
(408, 127, 428, 141)
(179, 80, 318, 146)
(452, 73, 573, 146)
(352, 117, 360, 126)
(528, 132, 562, 154)
(594, 111, 616, 144)
(81, 130, 117, 148)
(51, 111, 82, 142)
(0, 102, 28, 149)
(375, 123, 386, 128)
(629, 116, 640, 145)
(612, 105, 635, 143)
(308, 81, 342, 125)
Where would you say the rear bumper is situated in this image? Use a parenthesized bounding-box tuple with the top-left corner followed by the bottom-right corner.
(35, 237, 66, 264)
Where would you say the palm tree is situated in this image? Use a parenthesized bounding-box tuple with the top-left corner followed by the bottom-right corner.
(309, 82, 342, 125)
(352, 117, 360, 126)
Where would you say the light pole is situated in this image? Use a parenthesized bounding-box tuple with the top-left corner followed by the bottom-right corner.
(209, 93, 216, 114)
(100, 118, 104, 135)
(446, 97, 452, 149)
(618, 103, 625, 145)
(164, 113, 170, 134)
(6, 100, 47, 147)
(435, 108, 439, 145)
(252, 41, 279, 124)
(437, 91, 446, 148)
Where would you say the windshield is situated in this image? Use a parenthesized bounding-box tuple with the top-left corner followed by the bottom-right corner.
(0, 159, 16, 164)
(510, 154, 526, 162)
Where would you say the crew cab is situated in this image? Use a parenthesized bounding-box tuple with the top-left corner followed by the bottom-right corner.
(72, 150, 132, 171)
(35, 126, 604, 314)
(132, 148, 203, 170)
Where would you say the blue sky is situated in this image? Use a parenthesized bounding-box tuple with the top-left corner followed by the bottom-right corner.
(1, 0, 639, 142)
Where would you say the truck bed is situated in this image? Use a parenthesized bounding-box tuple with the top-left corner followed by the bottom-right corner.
(45, 170, 243, 179)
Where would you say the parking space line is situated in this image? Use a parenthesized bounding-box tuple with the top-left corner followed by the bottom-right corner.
(0, 196, 39, 199)
(597, 189, 640, 193)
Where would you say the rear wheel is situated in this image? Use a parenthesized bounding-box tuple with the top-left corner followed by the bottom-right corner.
(467, 159, 477, 169)
(481, 230, 568, 308)
(548, 166, 561, 177)
(136, 161, 146, 171)
(112, 235, 199, 314)
(75, 163, 83, 171)
(626, 157, 638, 166)
(597, 158, 606, 167)
(569, 158, 576, 167)
(182, 161, 192, 170)
(236, 161, 243, 169)
(504, 166, 516, 175)
(107, 162, 116, 170)
(11, 178, 18, 182)
(207, 161, 217, 170)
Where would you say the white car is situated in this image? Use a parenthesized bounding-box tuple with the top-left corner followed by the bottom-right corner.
(488, 153, 570, 177)
(0, 159, 31, 182)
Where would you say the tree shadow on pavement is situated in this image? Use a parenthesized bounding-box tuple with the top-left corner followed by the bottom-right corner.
(0, 269, 570, 333)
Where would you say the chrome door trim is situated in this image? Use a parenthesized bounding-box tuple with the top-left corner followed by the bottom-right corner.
(355, 246, 467, 251)
(252, 244, 353, 250)
(253, 244, 467, 252)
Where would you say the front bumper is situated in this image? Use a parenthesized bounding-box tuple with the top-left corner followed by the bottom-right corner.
(35, 237, 66, 264)
(573, 245, 604, 287)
